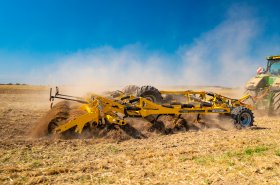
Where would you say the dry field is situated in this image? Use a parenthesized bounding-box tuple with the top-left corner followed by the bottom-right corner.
(0, 85, 280, 185)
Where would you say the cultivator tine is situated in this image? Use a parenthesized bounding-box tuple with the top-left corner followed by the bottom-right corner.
(49, 88, 55, 109)
(56, 86, 59, 96)
(49, 88, 52, 101)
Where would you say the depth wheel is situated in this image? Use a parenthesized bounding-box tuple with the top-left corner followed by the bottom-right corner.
(231, 107, 254, 128)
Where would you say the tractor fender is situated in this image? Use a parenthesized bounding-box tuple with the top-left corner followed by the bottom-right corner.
(246, 75, 268, 90)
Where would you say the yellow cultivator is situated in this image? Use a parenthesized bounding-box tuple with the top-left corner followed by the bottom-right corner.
(48, 86, 254, 135)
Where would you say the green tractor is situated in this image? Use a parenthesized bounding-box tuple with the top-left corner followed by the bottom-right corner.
(246, 55, 280, 114)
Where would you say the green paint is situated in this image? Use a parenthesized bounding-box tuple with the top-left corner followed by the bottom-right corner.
(246, 56, 280, 113)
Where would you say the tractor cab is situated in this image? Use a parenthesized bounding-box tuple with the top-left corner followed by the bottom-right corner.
(266, 56, 280, 76)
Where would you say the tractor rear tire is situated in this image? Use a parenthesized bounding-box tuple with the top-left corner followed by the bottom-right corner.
(231, 107, 254, 128)
(272, 92, 280, 113)
(136, 85, 163, 104)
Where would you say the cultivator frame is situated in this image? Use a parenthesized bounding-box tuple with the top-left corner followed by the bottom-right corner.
(49, 87, 254, 134)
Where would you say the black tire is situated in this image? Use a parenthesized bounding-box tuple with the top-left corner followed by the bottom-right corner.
(136, 85, 163, 104)
(231, 107, 254, 128)
(122, 85, 140, 95)
(272, 91, 280, 112)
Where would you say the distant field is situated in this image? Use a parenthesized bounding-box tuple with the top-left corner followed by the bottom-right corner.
(0, 85, 279, 184)
(0, 85, 48, 94)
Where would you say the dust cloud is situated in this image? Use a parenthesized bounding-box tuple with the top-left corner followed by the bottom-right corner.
(22, 5, 280, 96)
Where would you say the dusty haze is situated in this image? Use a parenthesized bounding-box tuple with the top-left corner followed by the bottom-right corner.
(19, 5, 279, 95)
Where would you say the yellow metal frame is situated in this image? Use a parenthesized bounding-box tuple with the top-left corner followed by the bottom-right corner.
(54, 90, 254, 134)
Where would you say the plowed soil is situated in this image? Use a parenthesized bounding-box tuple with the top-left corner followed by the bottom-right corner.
(0, 85, 280, 184)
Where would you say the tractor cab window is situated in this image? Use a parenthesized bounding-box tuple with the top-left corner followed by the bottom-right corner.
(268, 61, 280, 75)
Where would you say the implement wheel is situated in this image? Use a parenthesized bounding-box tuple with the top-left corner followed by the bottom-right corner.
(136, 85, 163, 104)
(231, 107, 254, 128)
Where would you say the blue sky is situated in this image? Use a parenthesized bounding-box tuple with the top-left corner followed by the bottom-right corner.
(0, 0, 280, 87)
(0, 0, 229, 52)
